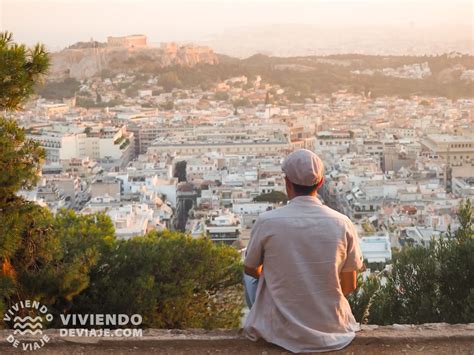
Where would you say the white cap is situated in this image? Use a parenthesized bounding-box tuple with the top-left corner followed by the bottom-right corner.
(282, 149, 325, 187)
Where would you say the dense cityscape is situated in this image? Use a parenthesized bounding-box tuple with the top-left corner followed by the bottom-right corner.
(6, 35, 473, 264)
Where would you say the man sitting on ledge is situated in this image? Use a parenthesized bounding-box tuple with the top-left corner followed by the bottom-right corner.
(243, 149, 364, 353)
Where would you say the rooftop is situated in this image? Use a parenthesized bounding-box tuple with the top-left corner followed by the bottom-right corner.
(427, 134, 474, 143)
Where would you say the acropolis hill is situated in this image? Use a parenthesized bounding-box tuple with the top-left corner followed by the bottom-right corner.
(49, 35, 218, 80)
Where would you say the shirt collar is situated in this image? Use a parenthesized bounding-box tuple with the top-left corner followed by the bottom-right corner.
(289, 195, 322, 205)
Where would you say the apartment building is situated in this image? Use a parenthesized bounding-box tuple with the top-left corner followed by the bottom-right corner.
(148, 125, 292, 156)
(421, 134, 474, 164)
(28, 124, 134, 168)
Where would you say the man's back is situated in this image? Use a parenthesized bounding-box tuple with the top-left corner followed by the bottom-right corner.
(243, 195, 363, 353)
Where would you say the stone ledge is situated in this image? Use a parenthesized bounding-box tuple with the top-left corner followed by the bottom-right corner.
(1, 323, 473, 354)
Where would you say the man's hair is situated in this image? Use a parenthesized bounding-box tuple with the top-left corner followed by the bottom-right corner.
(291, 182, 318, 195)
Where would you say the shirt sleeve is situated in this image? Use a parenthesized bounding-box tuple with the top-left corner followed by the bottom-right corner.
(244, 217, 265, 269)
(341, 219, 364, 272)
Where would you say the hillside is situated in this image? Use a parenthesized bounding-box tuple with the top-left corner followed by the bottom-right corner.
(42, 50, 474, 100)
(48, 45, 218, 80)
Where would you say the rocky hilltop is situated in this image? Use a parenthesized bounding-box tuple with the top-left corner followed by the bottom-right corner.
(49, 42, 219, 80)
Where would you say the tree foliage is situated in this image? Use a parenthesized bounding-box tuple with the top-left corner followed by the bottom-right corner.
(3, 208, 114, 319)
(349, 199, 474, 324)
(232, 97, 251, 108)
(114, 53, 474, 100)
(0, 117, 45, 200)
(0, 33, 51, 317)
(158, 72, 183, 92)
(214, 91, 229, 101)
(0, 33, 113, 322)
(253, 190, 288, 204)
(36, 78, 80, 100)
(159, 100, 174, 111)
(0, 32, 49, 110)
(71, 231, 243, 329)
(174, 160, 187, 182)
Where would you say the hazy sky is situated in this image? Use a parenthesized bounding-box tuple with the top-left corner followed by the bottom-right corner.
(1, 0, 472, 50)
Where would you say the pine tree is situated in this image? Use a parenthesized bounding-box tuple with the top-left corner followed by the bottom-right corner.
(0, 33, 113, 322)
(0, 32, 49, 110)
(0, 32, 50, 318)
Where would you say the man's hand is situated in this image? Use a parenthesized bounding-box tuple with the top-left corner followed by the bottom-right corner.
(340, 270, 357, 296)
(244, 264, 263, 279)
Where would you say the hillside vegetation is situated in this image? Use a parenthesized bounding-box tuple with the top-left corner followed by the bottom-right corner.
(41, 52, 474, 100)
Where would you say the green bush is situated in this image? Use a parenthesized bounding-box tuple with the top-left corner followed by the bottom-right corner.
(253, 190, 288, 204)
(214, 91, 229, 101)
(71, 231, 244, 329)
(232, 97, 251, 108)
(349, 199, 474, 324)
(37, 78, 80, 100)
(158, 72, 183, 92)
(76, 96, 123, 108)
(1, 205, 115, 326)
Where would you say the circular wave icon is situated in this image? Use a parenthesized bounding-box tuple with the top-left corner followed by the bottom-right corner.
(13, 316, 44, 336)
(3, 300, 53, 351)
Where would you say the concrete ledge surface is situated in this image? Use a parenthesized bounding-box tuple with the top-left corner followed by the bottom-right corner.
(1, 323, 473, 354)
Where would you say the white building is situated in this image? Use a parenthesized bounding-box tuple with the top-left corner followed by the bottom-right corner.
(452, 177, 474, 197)
(204, 211, 241, 245)
(359, 233, 392, 263)
(316, 130, 353, 154)
(107, 203, 158, 239)
(421, 134, 474, 164)
(232, 202, 272, 215)
(28, 124, 133, 167)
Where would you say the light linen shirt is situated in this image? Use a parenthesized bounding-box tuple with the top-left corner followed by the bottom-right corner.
(243, 195, 364, 353)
